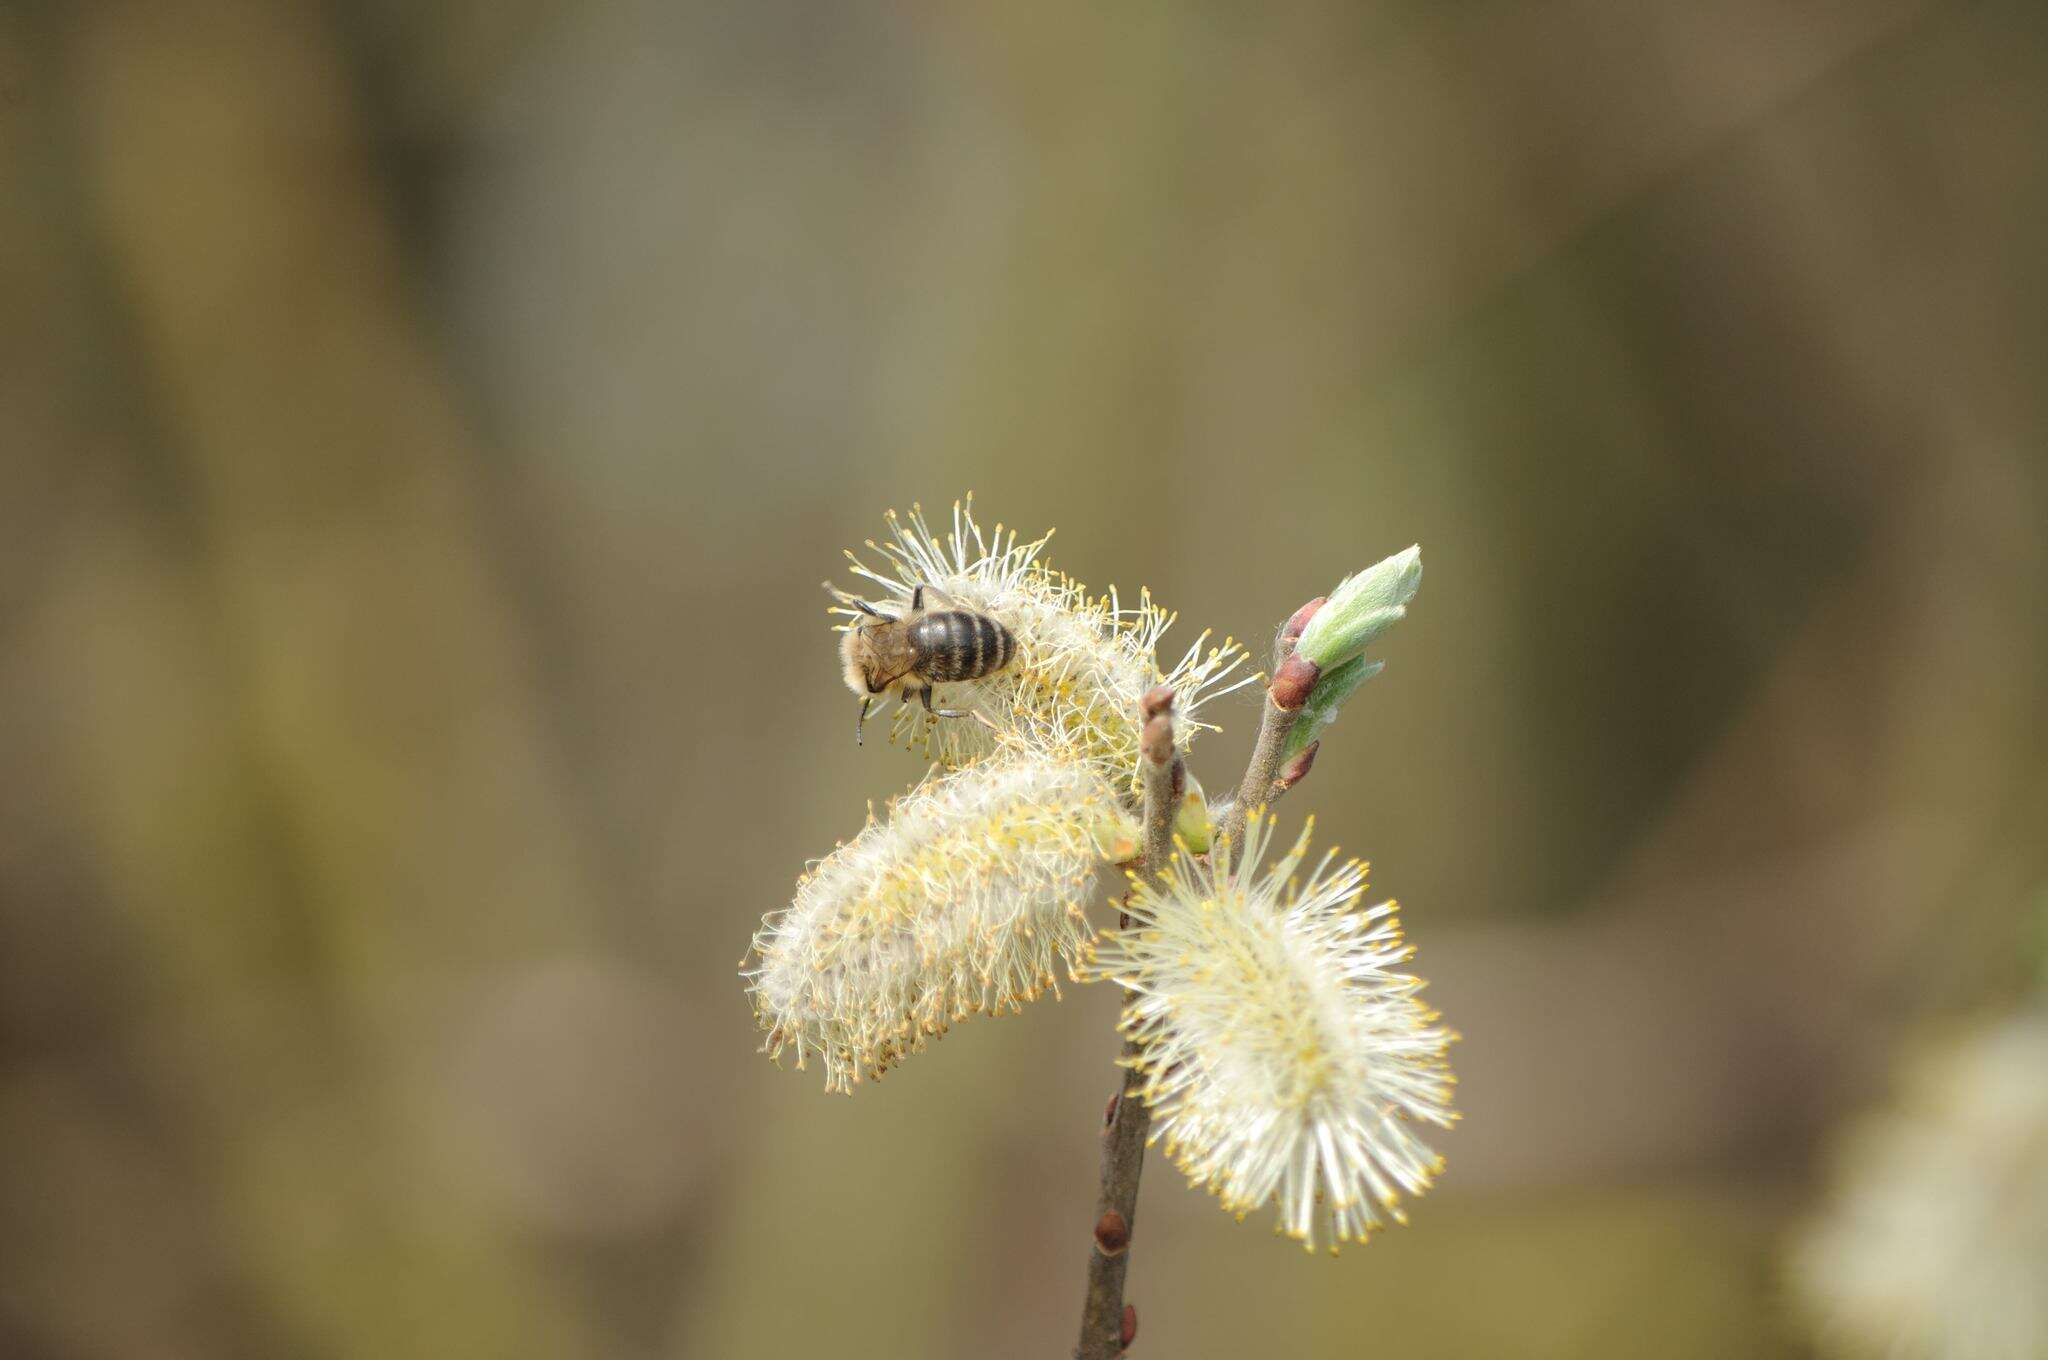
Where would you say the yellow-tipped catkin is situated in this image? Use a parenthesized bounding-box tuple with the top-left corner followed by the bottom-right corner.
(745, 753, 1115, 1093)
(831, 497, 1254, 789)
(1086, 812, 1458, 1251)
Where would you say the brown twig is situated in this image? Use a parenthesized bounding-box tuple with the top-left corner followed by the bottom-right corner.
(1074, 685, 1177, 1359)
(1213, 595, 1326, 859)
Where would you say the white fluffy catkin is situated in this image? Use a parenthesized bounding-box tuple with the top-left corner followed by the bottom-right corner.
(1087, 812, 1458, 1251)
(746, 754, 1118, 1093)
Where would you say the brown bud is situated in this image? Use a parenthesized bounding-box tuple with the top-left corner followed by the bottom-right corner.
(1269, 653, 1322, 711)
(1280, 596, 1326, 643)
(1275, 740, 1320, 792)
(1103, 1093, 1120, 1129)
(1121, 1304, 1139, 1349)
(1139, 684, 1176, 721)
(1094, 1210, 1131, 1257)
(1140, 713, 1174, 766)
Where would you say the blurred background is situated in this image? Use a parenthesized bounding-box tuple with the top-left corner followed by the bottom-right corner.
(4, 1, 2045, 1356)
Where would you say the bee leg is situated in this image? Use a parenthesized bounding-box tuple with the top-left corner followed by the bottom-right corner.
(912, 583, 959, 613)
(825, 582, 887, 617)
(920, 686, 972, 721)
(855, 697, 873, 745)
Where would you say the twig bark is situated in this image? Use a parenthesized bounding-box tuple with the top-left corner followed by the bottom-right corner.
(1074, 686, 1178, 1359)
(1213, 595, 1325, 860)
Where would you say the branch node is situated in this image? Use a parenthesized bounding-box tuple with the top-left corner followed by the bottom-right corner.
(1270, 653, 1322, 711)
(1140, 713, 1174, 766)
(1094, 1210, 1131, 1258)
(1276, 740, 1320, 793)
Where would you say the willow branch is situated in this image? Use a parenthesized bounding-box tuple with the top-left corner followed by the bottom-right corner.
(1074, 685, 1178, 1360)
(1214, 596, 1325, 858)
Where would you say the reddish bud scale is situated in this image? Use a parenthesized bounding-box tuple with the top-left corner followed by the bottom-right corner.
(1139, 684, 1176, 722)
(1269, 653, 1321, 711)
(1140, 714, 1174, 765)
(1121, 1304, 1138, 1349)
(1094, 1210, 1131, 1257)
(1276, 741, 1320, 791)
(1280, 596, 1326, 643)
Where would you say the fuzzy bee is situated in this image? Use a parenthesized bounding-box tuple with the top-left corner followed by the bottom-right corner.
(837, 584, 1017, 744)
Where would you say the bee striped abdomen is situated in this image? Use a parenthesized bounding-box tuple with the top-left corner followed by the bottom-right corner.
(910, 610, 1015, 684)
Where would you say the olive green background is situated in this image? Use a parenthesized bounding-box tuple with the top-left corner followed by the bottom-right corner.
(3, 2, 2045, 1356)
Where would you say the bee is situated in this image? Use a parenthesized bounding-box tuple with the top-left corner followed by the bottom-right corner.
(837, 584, 1017, 744)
